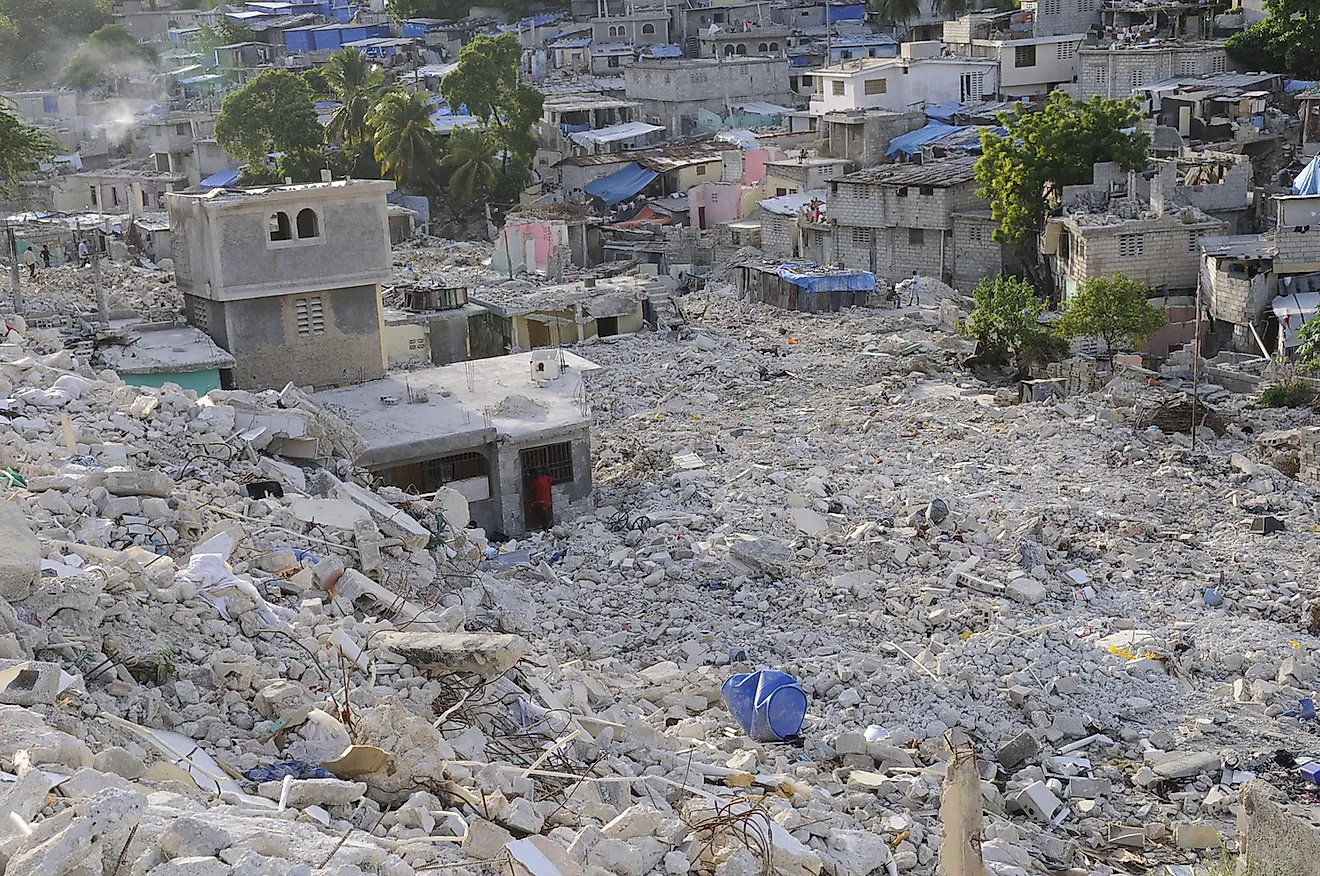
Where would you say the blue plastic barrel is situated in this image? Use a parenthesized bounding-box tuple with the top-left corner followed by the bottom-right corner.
(722, 670, 808, 741)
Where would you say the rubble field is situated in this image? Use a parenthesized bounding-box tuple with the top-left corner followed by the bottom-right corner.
(0, 278, 1317, 876)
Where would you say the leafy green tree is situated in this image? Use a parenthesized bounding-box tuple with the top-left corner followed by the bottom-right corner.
(0, 0, 110, 87)
(1054, 274, 1167, 354)
(303, 67, 330, 98)
(442, 128, 500, 203)
(58, 24, 159, 89)
(441, 33, 543, 169)
(1295, 316, 1320, 369)
(367, 90, 439, 189)
(1226, 15, 1320, 80)
(933, 0, 974, 17)
(190, 19, 254, 52)
(976, 93, 1148, 244)
(324, 49, 388, 147)
(0, 98, 61, 203)
(958, 275, 1064, 369)
(214, 69, 326, 183)
(868, 0, 922, 22)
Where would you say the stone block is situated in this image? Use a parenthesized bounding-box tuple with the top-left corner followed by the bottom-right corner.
(376, 630, 529, 678)
(0, 502, 39, 601)
(1175, 822, 1220, 849)
(995, 732, 1039, 770)
(103, 469, 175, 498)
(0, 660, 63, 706)
(256, 777, 366, 807)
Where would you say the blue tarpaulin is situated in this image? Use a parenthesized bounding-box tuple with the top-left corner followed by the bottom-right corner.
(200, 169, 239, 189)
(584, 162, 658, 205)
(886, 122, 965, 158)
(925, 101, 963, 121)
(1294, 156, 1320, 195)
(642, 44, 682, 58)
(775, 263, 876, 293)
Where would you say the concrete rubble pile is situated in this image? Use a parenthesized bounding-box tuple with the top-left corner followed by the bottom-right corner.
(4, 269, 1320, 876)
(493, 283, 1320, 874)
(21, 263, 181, 319)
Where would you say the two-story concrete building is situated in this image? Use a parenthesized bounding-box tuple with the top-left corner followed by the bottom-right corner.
(166, 178, 395, 390)
(624, 56, 792, 136)
(808, 53, 1000, 117)
(827, 157, 1008, 289)
(942, 11, 1085, 97)
(1074, 40, 1230, 99)
(592, 10, 671, 44)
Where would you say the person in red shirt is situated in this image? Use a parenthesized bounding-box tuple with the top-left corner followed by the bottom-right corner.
(527, 468, 554, 530)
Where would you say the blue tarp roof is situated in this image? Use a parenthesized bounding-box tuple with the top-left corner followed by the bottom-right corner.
(886, 122, 965, 158)
(200, 169, 239, 189)
(925, 101, 963, 121)
(1287, 79, 1315, 92)
(1293, 156, 1320, 195)
(776, 263, 876, 293)
(642, 44, 682, 58)
(584, 162, 658, 205)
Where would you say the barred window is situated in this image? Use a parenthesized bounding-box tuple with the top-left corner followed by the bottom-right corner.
(422, 452, 488, 485)
(1119, 234, 1143, 258)
(1187, 231, 1204, 253)
(851, 227, 871, 245)
(521, 442, 574, 484)
(968, 225, 984, 242)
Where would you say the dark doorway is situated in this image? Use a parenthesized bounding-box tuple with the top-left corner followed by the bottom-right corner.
(597, 316, 619, 337)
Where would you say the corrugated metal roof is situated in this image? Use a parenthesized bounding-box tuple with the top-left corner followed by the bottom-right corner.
(834, 157, 978, 187)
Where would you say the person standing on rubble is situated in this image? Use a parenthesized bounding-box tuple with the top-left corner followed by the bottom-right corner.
(527, 467, 554, 530)
(21, 247, 36, 279)
(77, 239, 89, 268)
(40, 245, 51, 268)
(908, 270, 920, 307)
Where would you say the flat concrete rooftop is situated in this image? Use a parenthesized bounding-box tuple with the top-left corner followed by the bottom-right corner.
(310, 350, 602, 467)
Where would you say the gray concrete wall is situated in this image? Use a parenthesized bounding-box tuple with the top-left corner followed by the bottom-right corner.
(1076, 45, 1229, 98)
(218, 285, 384, 390)
(430, 315, 471, 366)
(493, 425, 593, 536)
(1238, 780, 1320, 876)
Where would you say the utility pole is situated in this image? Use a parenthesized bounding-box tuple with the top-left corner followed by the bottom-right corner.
(825, 0, 833, 66)
(5, 221, 20, 315)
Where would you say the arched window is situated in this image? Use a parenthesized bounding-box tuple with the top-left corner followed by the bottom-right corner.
(724, 44, 735, 56)
(641, 22, 655, 34)
(758, 42, 768, 52)
(296, 208, 320, 239)
(609, 24, 622, 37)
(769, 41, 779, 51)
(268, 212, 291, 241)
(735, 43, 747, 55)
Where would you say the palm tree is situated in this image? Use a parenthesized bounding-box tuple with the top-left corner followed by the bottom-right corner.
(367, 90, 438, 188)
(442, 128, 500, 203)
(933, 0, 973, 16)
(324, 48, 386, 147)
(869, 0, 922, 24)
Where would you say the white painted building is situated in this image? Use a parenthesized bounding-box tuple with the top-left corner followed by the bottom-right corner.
(942, 13, 1084, 97)
(808, 55, 1000, 116)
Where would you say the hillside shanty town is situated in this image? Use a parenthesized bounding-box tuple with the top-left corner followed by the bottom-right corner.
(13, 1, 1320, 876)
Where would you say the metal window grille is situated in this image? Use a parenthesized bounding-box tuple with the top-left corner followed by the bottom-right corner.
(521, 442, 574, 484)
(421, 452, 488, 487)
(1119, 234, 1144, 258)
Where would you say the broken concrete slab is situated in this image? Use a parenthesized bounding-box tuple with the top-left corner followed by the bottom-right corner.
(0, 502, 39, 602)
(0, 660, 64, 706)
(288, 498, 370, 530)
(376, 630, 529, 678)
(507, 834, 585, 876)
(103, 469, 175, 498)
(256, 778, 365, 808)
(1152, 751, 1220, 779)
(996, 732, 1039, 770)
(333, 479, 430, 550)
(729, 536, 794, 577)
(1239, 780, 1320, 875)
